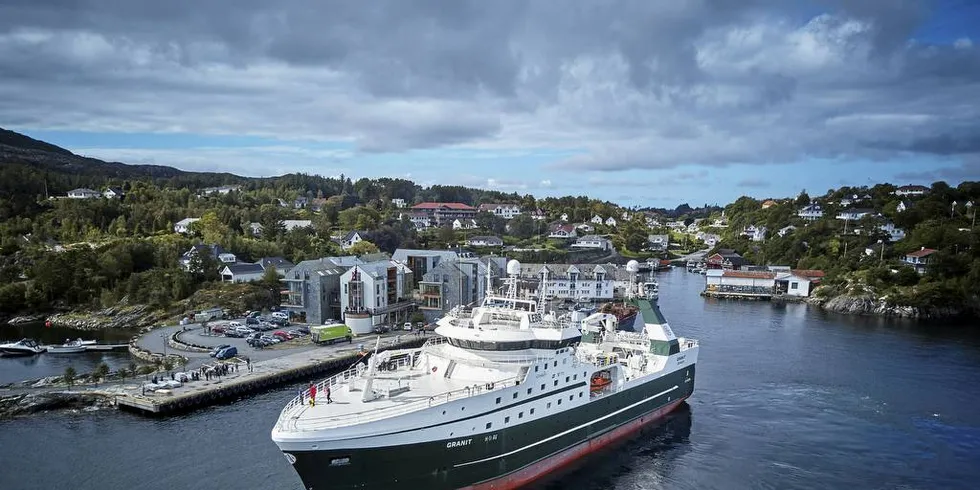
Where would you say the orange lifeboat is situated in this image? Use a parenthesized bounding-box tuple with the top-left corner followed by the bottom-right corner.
(590, 371, 612, 393)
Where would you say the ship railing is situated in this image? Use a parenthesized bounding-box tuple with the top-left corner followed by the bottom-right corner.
(277, 362, 368, 420)
(284, 375, 522, 431)
(680, 338, 699, 350)
(421, 342, 559, 368)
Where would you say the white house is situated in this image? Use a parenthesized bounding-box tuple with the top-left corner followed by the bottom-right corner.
(560, 213, 569, 222)
(667, 221, 686, 230)
(774, 269, 824, 297)
(220, 263, 266, 283)
(896, 201, 908, 213)
(894, 185, 928, 197)
(798, 204, 824, 221)
(465, 236, 503, 247)
(391, 198, 407, 208)
(621, 211, 630, 220)
(742, 225, 767, 242)
(700, 233, 721, 247)
(103, 187, 124, 199)
(591, 215, 603, 224)
(67, 188, 100, 199)
(452, 218, 478, 230)
(570, 235, 610, 250)
(575, 223, 595, 234)
(686, 222, 700, 233)
(174, 218, 200, 234)
(340, 230, 364, 250)
(778, 225, 797, 237)
(529, 209, 547, 221)
(478, 203, 521, 219)
(524, 263, 618, 301)
(904, 247, 937, 274)
(647, 234, 669, 251)
(879, 222, 906, 242)
(604, 217, 618, 227)
(836, 208, 874, 221)
(548, 224, 577, 239)
(283, 220, 313, 232)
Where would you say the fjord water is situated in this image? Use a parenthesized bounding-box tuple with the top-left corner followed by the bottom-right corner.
(0, 324, 135, 384)
(2, 268, 979, 490)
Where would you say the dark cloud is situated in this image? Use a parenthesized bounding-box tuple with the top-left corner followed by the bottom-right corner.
(0, 0, 978, 175)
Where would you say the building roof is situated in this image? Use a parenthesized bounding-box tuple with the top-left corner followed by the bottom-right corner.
(551, 224, 575, 233)
(223, 263, 265, 275)
(69, 188, 99, 193)
(722, 270, 776, 279)
(906, 248, 938, 258)
(105, 187, 124, 194)
(412, 202, 475, 210)
(256, 256, 294, 271)
(790, 269, 825, 279)
(576, 235, 606, 241)
(175, 218, 200, 226)
(342, 230, 363, 242)
(478, 203, 517, 210)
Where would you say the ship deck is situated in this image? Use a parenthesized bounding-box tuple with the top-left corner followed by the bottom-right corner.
(278, 368, 517, 432)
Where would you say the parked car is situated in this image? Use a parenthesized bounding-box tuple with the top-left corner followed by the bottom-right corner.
(215, 346, 238, 360)
(224, 330, 244, 338)
(209, 344, 232, 357)
(273, 330, 293, 341)
(247, 311, 261, 319)
(271, 311, 288, 320)
(403, 322, 413, 331)
(373, 325, 391, 334)
(294, 326, 310, 335)
(245, 317, 259, 325)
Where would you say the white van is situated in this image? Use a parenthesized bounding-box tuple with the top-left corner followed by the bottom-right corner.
(403, 322, 413, 331)
(228, 321, 243, 328)
(271, 312, 288, 320)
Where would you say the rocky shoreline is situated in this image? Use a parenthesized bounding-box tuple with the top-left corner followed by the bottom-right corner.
(45, 305, 166, 330)
(806, 293, 970, 320)
(0, 391, 117, 419)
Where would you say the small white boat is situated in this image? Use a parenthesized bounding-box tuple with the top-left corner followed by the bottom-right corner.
(47, 339, 89, 354)
(0, 338, 46, 356)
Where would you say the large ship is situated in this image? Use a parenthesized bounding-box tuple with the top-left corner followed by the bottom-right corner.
(271, 259, 698, 490)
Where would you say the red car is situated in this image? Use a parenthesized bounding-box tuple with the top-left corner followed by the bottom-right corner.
(273, 330, 293, 340)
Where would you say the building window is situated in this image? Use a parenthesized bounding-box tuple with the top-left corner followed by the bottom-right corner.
(518, 412, 524, 419)
(512, 392, 518, 399)
(495, 397, 501, 404)
(530, 408, 535, 415)
(540, 384, 545, 390)
(547, 402, 551, 409)
(790, 282, 798, 290)
(486, 422, 492, 429)
(527, 388, 532, 395)
(558, 399, 562, 405)
(569, 395, 574, 401)
(554, 380, 558, 386)
(565, 376, 570, 383)
(579, 392, 583, 398)
(505, 416, 510, 423)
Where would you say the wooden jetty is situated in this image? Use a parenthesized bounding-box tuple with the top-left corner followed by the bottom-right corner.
(115, 337, 426, 416)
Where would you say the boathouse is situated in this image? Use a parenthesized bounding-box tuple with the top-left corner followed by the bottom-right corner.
(704, 269, 775, 298)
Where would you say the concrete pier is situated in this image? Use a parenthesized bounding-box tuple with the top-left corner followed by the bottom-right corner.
(115, 327, 427, 416)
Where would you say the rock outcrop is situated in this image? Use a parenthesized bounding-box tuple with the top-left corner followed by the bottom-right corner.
(46, 304, 164, 330)
(0, 391, 115, 419)
(807, 293, 965, 319)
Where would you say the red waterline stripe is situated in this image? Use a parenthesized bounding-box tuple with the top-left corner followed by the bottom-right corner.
(462, 397, 688, 490)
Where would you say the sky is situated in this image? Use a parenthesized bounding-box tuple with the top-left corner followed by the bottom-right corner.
(1, 0, 979, 208)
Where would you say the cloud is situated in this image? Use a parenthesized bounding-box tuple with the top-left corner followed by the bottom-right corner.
(894, 161, 980, 183)
(0, 0, 978, 179)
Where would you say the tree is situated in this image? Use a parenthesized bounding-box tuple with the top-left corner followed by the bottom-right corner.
(93, 362, 110, 386)
(348, 240, 380, 256)
(63, 366, 76, 390)
(162, 358, 174, 375)
(438, 225, 457, 245)
(191, 211, 231, 244)
(262, 265, 279, 286)
(509, 214, 536, 239)
(796, 190, 811, 207)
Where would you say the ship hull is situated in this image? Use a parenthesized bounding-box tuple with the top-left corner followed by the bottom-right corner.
(283, 363, 695, 490)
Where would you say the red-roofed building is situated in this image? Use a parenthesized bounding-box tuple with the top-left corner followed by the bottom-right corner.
(904, 247, 937, 274)
(410, 202, 477, 226)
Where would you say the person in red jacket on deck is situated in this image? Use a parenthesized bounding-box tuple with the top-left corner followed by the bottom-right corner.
(309, 382, 317, 407)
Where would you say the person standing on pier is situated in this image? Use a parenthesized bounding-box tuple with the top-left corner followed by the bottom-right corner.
(325, 385, 332, 404)
(309, 383, 317, 407)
